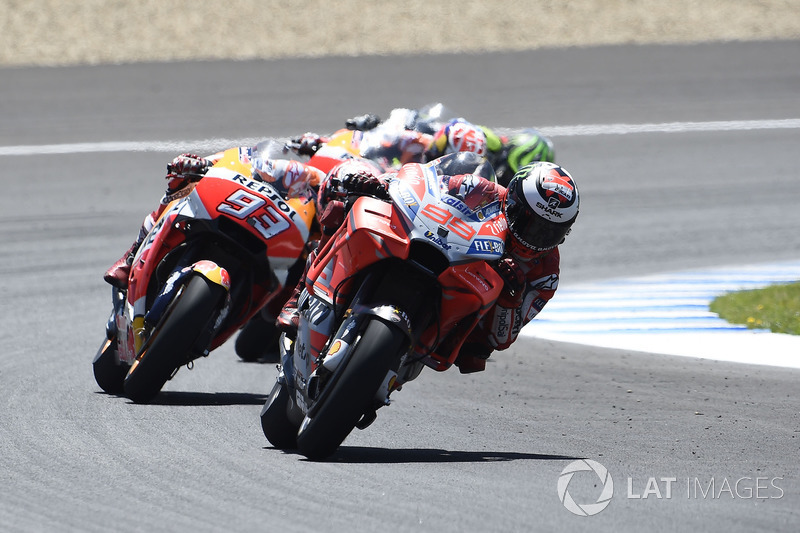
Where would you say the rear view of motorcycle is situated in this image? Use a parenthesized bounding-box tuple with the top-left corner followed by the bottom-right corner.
(93, 147, 316, 403)
(260, 153, 507, 459)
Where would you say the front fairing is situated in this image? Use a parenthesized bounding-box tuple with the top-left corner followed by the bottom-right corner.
(388, 159, 506, 263)
(121, 160, 314, 359)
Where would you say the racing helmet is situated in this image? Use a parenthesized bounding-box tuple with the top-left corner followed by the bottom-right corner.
(503, 162, 579, 259)
(493, 129, 555, 186)
(317, 157, 383, 213)
(428, 119, 488, 159)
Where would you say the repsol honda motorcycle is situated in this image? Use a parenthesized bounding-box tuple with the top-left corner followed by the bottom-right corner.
(260, 152, 507, 459)
(93, 147, 316, 403)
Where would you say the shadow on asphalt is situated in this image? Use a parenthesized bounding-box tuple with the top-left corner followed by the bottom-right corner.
(272, 446, 581, 464)
(141, 390, 268, 406)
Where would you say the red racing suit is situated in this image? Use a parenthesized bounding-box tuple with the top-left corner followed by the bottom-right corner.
(440, 174, 561, 373)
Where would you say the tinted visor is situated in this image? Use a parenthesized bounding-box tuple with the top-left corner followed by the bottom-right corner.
(505, 191, 572, 251)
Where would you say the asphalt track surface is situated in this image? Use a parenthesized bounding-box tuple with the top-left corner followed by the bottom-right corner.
(1, 41, 799, 532)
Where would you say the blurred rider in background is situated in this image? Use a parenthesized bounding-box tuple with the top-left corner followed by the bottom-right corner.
(290, 105, 491, 171)
(490, 128, 556, 186)
(343, 104, 556, 185)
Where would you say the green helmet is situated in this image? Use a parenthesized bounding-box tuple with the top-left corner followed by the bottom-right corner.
(493, 129, 555, 186)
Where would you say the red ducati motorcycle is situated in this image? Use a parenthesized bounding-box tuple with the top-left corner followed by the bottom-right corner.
(260, 153, 508, 459)
(93, 147, 316, 403)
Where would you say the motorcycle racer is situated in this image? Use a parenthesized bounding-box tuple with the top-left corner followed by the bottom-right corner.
(491, 128, 556, 186)
(343, 105, 555, 186)
(103, 150, 325, 290)
(292, 109, 491, 172)
(276, 153, 580, 373)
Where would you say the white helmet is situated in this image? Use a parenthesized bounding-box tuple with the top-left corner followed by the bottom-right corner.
(503, 162, 579, 256)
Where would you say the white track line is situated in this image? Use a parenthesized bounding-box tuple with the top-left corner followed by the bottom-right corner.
(2, 118, 800, 156)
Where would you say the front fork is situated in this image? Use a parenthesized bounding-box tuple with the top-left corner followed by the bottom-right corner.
(288, 270, 419, 420)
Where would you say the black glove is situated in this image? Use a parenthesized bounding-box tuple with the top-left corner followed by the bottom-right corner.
(494, 257, 526, 303)
(340, 172, 389, 199)
(166, 153, 211, 177)
(345, 114, 381, 131)
(165, 153, 212, 195)
(290, 133, 325, 156)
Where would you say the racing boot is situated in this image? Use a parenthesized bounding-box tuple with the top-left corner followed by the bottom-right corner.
(103, 227, 146, 289)
(275, 247, 319, 337)
(275, 278, 303, 338)
(454, 342, 492, 374)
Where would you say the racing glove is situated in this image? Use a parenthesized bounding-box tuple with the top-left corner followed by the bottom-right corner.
(165, 153, 212, 195)
(494, 256, 527, 306)
(290, 132, 327, 156)
(167, 153, 212, 177)
(345, 113, 381, 131)
(340, 172, 389, 199)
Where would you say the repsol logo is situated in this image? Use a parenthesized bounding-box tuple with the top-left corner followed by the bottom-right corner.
(231, 174, 297, 220)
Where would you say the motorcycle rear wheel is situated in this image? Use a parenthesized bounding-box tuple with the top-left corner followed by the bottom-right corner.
(260, 380, 300, 449)
(92, 337, 129, 395)
(235, 312, 281, 363)
(296, 317, 406, 460)
(123, 275, 225, 404)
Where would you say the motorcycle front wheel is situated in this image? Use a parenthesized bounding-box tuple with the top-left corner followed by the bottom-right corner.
(123, 275, 226, 404)
(260, 379, 300, 449)
(92, 336, 129, 395)
(296, 317, 406, 460)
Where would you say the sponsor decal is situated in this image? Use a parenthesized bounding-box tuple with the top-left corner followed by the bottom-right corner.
(469, 238, 504, 256)
(229, 174, 297, 220)
(487, 217, 508, 237)
(305, 296, 332, 326)
(328, 339, 343, 356)
(540, 172, 575, 203)
(533, 274, 559, 291)
(400, 187, 418, 208)
(237, 146, 253, 164)
(424, 230, 452, 250)
(494, 306, 513, 340)
(463, 269, 490, 292)
(443, 195, 473, 217)
(511, 306, 523, 337)
(536, 200, 564, 219)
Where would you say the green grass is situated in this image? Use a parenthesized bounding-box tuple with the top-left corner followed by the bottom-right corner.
(710, 282, 800, 335)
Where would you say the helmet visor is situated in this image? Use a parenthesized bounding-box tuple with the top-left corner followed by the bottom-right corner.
(505, 193, 572, 251)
